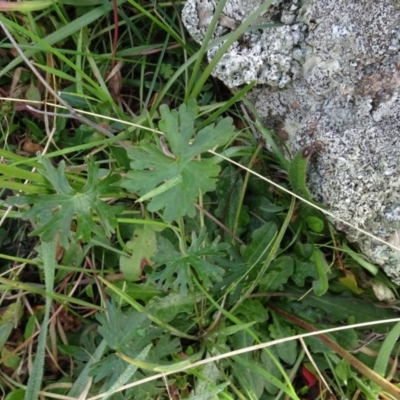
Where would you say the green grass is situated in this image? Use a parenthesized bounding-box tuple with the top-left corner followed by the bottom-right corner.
(0, 1, 399, 400)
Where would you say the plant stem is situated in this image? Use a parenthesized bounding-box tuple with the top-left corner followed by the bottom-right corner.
(269, 303, 400, 398)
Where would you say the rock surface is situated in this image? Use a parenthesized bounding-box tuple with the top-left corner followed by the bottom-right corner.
(182, 0, 400, 283)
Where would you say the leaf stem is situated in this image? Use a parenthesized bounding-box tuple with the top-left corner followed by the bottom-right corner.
(232, 142, 263, 236)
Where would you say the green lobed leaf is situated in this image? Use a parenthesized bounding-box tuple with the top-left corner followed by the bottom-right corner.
(282, 289, 398, 333)
(96, 301, 151, 351)
(291, 259, 319, 286)
(152, 228, 230, 295)
(100, 344, 152, 400)
(105, 281, 162, 303)
(121, 99, 235, 222)
(242, 222, 278, 266)
(235, 299, 269, 323)
(146, 293, 196, 324)
(258, 255, 294, 292)
(7, 158, 123, 247)
(68, 339, 108, 397)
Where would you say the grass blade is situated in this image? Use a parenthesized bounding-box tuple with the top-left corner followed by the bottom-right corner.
(373, 321, 400, 377)
(100, 344, 152, 400)
(68, 339, 108, 397)
(0, 0, 128, 79)
(188, 0, 274, 99)
(24, 237, 56, 400)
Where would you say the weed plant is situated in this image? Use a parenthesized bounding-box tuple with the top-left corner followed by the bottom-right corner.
(0, 1, 399, 399)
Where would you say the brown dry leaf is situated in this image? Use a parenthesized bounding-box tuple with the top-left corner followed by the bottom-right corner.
(106, 61, 123, 100)
(10, 67, 23, 97)
(58, 307, 82, 332)
(21, 140, 44, 155)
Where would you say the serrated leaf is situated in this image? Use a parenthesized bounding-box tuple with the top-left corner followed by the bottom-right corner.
(191, 378, 228, 400)
(100, 344, 152, 400)
(106, 281, 161, 303)
(146, 293, 196, 324)
(259, 256, 294, 292)
(96, 301, 151, 351)
(7, 158, 122, 247)
(235, 299, 269, 323)
(90, 353, 128, 385)
(296, 292, 398, 332)
(269, 313, 297, 365)
(152, 228, 230, 295)
(119, 225, 157, 281)
(291, 259, 318, 286)
(242, 222, 278, 265)
(121, 100, 235, 222)
(333, 327, 358, 351)
(232, 359, 265, 399)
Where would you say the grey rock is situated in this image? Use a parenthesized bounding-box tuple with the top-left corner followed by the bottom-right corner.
(182, 0, 400, 283)
(182, 0, 307, 88)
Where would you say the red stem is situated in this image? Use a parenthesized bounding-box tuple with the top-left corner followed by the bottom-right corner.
(111, 0, 119, 69)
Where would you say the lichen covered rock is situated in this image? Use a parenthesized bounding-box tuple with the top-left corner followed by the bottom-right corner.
(182, 0, 400, 283)
(182, 0, 308, 88)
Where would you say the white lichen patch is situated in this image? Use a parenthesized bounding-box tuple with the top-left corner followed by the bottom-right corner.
(182, 0, 307, 87)
(249, 0, 400, 284)
(183, 0, 400, 283)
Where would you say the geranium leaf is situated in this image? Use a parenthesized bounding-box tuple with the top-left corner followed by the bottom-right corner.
(7, 157, 123, 247)
(121, 99, 235, 222)
(152, 228, 230, 295)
